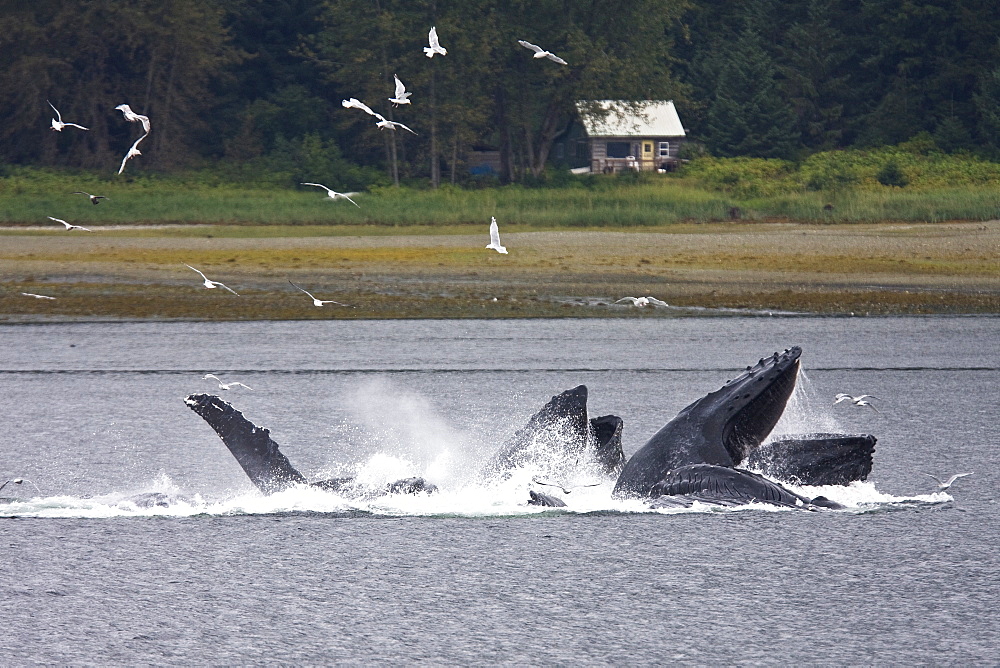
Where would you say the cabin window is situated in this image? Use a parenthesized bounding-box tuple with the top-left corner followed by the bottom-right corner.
(659, 141, 670, 157)
(643, 143, 652, 153)
(606, 141, 630, 158)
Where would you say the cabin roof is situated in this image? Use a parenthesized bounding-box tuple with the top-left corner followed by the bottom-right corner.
(576, 100, 685, 138)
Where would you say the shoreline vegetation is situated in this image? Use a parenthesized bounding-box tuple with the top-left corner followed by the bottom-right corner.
(2, 150, 998, 320)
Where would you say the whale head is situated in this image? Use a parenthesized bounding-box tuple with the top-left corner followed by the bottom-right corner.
(614, 346, 801, 498)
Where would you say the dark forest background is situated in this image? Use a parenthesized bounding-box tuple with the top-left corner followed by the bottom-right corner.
(3, 0, 1000, 188)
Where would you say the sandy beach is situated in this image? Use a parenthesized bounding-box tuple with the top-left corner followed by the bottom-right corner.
(1, 220, 997, 320)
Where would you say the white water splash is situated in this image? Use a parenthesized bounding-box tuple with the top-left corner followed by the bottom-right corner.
(770, 367, 847, 438)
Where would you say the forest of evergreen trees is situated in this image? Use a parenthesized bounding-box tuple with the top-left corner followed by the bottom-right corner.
(3, 0, 1000, 187)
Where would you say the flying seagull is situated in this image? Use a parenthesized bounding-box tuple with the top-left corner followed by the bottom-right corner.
(615, 296, 668, 307)
(288, 280, 352, 307)
(114, 104, 151, 133)
(47, 216, 92, 232)
(48, 101, 89, 131)
(373, 113, 417, 134)
(342, 98, 377, 116)
(72, 191, 108, 205)
(21, 292, 56, 300)
(0, 478, 42, 495)
(532, 477, 601, 494)
(485, 216, 508, 254)
(923, 472, 973, 491)
(184, 264, 239, 295)
(300, 183, 360, 207)
(203, 373, 253, 391)
(517, 40, 568, 65)
(833, 393, 881, 412)
(118, 132, 147, 175)
(424, 26, 447, 57)
(389, 75, 412, 106)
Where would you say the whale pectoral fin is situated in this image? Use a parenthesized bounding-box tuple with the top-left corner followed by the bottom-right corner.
(185, 393, 307, 494)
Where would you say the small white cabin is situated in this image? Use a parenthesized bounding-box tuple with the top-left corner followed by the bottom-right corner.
(562, 100, 687, 173)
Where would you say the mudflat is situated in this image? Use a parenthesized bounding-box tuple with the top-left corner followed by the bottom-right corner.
(1, 220, 997, 320)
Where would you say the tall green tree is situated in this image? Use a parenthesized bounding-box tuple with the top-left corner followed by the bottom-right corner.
(704, 27, 799, 158)
(0, 0, 242, 169)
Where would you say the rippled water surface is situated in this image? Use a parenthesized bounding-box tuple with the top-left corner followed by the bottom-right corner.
(1, 316, 997, 664)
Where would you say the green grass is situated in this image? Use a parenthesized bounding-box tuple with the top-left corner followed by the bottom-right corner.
(3, 141, 1000, 228)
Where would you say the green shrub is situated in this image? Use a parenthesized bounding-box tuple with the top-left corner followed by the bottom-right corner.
(876, 159, 909, 187)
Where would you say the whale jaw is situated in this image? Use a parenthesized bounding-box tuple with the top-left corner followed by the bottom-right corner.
(614, 347, 802, 498)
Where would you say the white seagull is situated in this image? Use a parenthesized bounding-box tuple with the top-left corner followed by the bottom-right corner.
(485, 216, 508, 254)
(532, 477, 601, 494)
(373, 113, 418, 134)
(615, 296, 668, 307)
(833, 393, 881, 412)
(48, 101, 89, 131)
(300, 183, 360, 207)
(923, 472, 973, 491)
(114, 104, 151, 133)
(389, 75, 412, 106)
(517, 40, 568, 65)
(21, 292, 56, 300)
(203, 374, 253, 391)
(118, 132, 147, 175)
(342, 98, 377, 116)
(72, 191, 108, 205)
(289, 280, 352, 307)
(0, 478, 42, 495)
(184, 264, 239, 295)
(424, 26, 447, 57)
(47, 216, 92, 232)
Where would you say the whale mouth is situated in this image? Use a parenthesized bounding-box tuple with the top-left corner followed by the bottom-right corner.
(719, 347, 801, 464)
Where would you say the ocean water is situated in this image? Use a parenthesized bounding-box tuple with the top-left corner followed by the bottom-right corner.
(1, 316, 997, 664)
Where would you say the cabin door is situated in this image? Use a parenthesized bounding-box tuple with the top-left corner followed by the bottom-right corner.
(641, 141, 653, 169)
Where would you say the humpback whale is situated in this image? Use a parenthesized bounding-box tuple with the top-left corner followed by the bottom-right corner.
(186, 385, 623, 501)
(613, 346, 869, 508)
(186, 346, 873, 510)
(487, 385, 624, 477)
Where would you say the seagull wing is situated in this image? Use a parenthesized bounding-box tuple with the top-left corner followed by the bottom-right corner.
(65, 122, 89, 130)
(47, 216, 69, 228)
(48, 100, 62, 122)
(615, 297, 638, 305)
(946, 473, 972, 485)
(429, 26, 439, 48)
(340, 193, 361, 207)
(394, 75, 407, 98)
(215, 282, 239, 296)
(546, 53, 568, 65)
(518, 40, 544, 54)
(288, 280, 316, 300)
(185, 264, 209, 280)
(230, 382, 253, 390)
(301, 182, 334, 195)
(645, 297, 669, 306)
(393, 121, 418, 135)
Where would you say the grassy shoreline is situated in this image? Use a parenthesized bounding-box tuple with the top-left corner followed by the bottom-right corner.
(1, 221, 997, 320)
